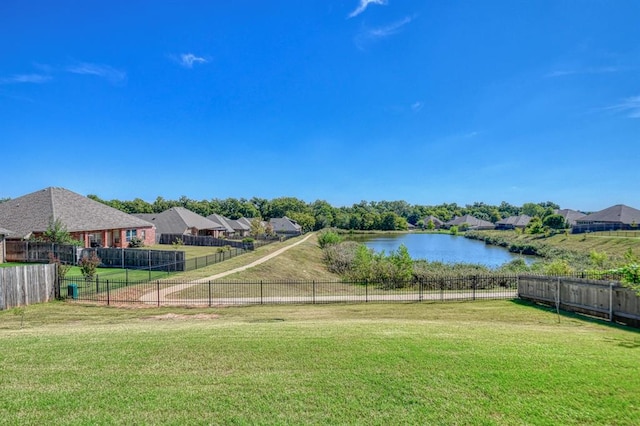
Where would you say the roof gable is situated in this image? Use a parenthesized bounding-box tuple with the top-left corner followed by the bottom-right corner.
(206, 214, 235, 233)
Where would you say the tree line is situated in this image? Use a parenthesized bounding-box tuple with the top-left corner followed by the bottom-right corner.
(83, 195, 563, 233)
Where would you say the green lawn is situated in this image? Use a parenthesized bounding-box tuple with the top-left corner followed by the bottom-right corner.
(64, 265, 171, 281)
(1, 300, 638, 425)
(0, 262, 33, 268)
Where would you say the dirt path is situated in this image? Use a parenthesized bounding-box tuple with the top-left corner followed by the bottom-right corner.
(139, 233, 314, 304)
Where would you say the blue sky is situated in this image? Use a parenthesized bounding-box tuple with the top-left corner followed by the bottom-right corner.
(1, 0, 639, 212)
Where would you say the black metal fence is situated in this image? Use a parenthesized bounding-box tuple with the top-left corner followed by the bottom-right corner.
(59, 274, 521, 306)
(572, 223, 640, 234)
(86, 247, 187, 272)
(159, 234, 253, 249)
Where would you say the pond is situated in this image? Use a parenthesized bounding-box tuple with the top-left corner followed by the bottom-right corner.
(349, 232, 532, 269)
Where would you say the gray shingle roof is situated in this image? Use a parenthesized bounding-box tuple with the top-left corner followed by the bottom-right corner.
(269, 216, 302, 233)
(424, 215, 444, 226)
(576, 204, 640, 225)
(135, 207, 225, 235)
(445, 215, 494, 228)
(0, 187, 154, 239)
(496, 215, 531, 227)
(206, 214, 235, 233)
(554, 209, 585, 226)
(227, 218, 250, 232)
(237, 217, 254, 228)
(0, 227, 12, 236)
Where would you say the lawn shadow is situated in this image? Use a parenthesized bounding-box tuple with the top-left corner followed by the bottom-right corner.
(510, 298, 640, 345)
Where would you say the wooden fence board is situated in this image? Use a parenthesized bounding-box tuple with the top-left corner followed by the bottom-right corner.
(518, 275, 640, 327)
(0, 264, 56, 310)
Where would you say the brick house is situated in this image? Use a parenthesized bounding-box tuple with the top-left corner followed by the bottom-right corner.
(0, 187, 156, 248)
(573, 204, 640, 234)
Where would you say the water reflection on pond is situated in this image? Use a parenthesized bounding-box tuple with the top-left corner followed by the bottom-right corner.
(348, 233, 532, 269)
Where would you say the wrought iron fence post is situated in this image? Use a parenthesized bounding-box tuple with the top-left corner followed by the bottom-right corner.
(313, 280, 316, 304)
(208, 280, 212, 307)
(365, 280, 368, 303)
(260, 280, 263, 305)
(106, 280, 110, 306)
(157, 280, 160, 307)
(472, 277, 477, 301)
(418, 278, 423, 302)
(96, 275, 100, 296)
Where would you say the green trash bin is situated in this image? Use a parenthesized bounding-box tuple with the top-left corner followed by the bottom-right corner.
(67, 284, 78, 300)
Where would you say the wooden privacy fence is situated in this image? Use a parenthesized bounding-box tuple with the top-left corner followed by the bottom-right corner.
(0, 264, 57, 310)
(518, 275, 640, 327)
(159, 233, 253, 249)
(5, 241, 78, 264)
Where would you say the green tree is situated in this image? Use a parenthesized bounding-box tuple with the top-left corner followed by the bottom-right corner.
(287, 212, 315, 232)
(317, 230, 342, 249)
(521, 203, 546, 218)
(543, 214, 566, 230)
(525, 217, 545, 234)
(389, 244, 413, 283)
(41, 217, 81, 245)
(250, 218, 266, 238)
(544, 259, 573, 276)
(589, 250, 609, 269)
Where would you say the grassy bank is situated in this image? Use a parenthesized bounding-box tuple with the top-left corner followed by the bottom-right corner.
(466, 230, 640, 269)
(1, 301, 638, 425)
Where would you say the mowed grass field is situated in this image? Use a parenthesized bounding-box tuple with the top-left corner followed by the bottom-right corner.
(1, 301, 639, 425)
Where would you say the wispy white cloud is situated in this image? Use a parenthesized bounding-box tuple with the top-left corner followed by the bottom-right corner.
(67, 62, 127, 85)
(0, 73, 52, 85)
(355, 15, 414, 49)
(348, 0, 387, 18)
(544, 66, 621, 78)
(177, 53, 208, 68)
(604, 95, 640, 118)
(369, 15, 413, 38)
(411, 101, 423, 112)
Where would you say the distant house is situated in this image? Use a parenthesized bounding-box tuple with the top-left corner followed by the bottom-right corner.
(444, 215, 495, 230)
(135, 207, 226, 242)
(206, 214, 236, 237)
(270, 216, 302, 235)
(226, 218, 251, 237)
(0, 187, 156, 248)
(554, 209, 586, 227)
(0, 227, 11, 263)
(573, 204, 640, 234)
(495, 215, 531, 230)
(423, 215, 444, 229)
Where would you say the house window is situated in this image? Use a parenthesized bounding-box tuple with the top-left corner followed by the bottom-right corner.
(88, 233, 103, 247)
(126, 229, 137, 242)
